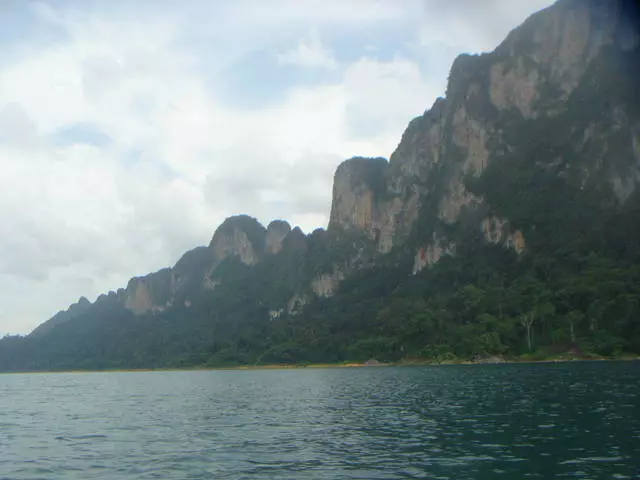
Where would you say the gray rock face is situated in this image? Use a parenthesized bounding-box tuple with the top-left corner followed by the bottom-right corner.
(123, 269, 174, 315)
(327, 0, 640, 266)
(328, 157, 388, 238)
(311, 269, 345, 298)
(209, 215, 266, 266)
(265, 220, 292, 254)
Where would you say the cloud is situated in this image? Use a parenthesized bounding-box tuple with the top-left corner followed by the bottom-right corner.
(278, 29, 338, 70)
(0, 0, 555, 335)
(342, 57, 441, 138)
(0, 102, 38, 147)
(418, 0, 555, 53)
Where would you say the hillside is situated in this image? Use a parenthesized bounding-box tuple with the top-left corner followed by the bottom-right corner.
(1, 0, 639, 371)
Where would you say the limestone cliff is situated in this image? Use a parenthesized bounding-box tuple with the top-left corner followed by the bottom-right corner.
(265, 220, 291, 254)
(123, 269, 174, 315)
(328, 0, 640, 268)
(209, 215, 266, 266)
(328, 157, 388, 239)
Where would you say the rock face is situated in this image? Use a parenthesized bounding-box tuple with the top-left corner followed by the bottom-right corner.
(123, 269, 174, 315)
(209, 215, 266, 266)
(29, 0, 640, 338)
(328, 157, 388, 238)
(328, 0, 640, 265)
(265, 220, 291, 254)
(412, 235, 456, 275)
(481, 217, 526, 254)
(311, 269, 345, 298)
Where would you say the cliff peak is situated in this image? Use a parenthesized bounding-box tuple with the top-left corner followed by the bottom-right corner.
(328, 156, 388, 236)
(266, 220, 292, 254)
(209, 215, 267, 265)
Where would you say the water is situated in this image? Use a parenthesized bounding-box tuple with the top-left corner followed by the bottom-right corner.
(0, 362, 639, 479)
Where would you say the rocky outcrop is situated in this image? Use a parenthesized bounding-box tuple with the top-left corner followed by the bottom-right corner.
(494, 0, 622, 97)
(265, 220, 291, 254)
(489, 58, 541, 118)
(481, 216, 526, 254)
(328, 157, 388, 237)
(311, 269, 345, 298)
(326, 0, 639, 262)
(209, 215, 266, 266)
(286, 293, 309, 315)
(123, 269, 174, 315)
(412, 235, 456, 275)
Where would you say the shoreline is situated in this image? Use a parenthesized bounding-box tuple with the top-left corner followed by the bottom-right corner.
(1, 355, 638, 375)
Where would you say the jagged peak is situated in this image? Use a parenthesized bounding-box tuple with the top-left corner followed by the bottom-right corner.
(210, 215, 266, 243)
(329, 156, 389, 234)
(493, 0, 631, 57)
(267, 219, 291, 231)
(77, 296, 90, 306)
(334, 156, 388, 175)
(265, 220, 292, 254)
(208, 214, 267, 266)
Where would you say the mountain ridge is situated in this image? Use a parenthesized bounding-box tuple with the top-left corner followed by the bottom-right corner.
(3, 0, 640, 371)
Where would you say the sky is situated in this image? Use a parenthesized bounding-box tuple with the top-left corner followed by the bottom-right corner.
(0, 0, 555, 335)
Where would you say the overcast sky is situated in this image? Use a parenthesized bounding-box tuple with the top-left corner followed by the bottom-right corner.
(0, 0, 554, 335)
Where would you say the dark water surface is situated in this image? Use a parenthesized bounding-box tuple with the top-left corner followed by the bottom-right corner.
(1, 362, 639, 479)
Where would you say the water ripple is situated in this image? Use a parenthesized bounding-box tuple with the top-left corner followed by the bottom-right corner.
(0, 362, 639, 479)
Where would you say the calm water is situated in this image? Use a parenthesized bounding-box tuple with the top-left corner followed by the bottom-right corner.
(1, 362, 639, 479)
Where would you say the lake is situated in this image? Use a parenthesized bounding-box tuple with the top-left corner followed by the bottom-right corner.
(0, 362, 638, 479)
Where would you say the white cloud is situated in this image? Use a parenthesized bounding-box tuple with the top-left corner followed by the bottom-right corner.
(278, 29, 338, 70)
(418, 0, 555, 53)
(342, 57, 441, 139)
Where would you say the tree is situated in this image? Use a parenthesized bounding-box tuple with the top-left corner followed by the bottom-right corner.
(520, 311, 536, 353)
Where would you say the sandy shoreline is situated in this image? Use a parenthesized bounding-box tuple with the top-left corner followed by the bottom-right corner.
(1, 355, 638, 375)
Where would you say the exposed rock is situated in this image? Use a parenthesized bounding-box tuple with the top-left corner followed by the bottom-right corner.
(287, 293, 309, 315)
(328, 157, 388, 238)
(311, 269, 345, 298)
(452, 103, 491, 173)
(481, 216, 526, 254)
(438, 181, 483, 224)
(489, 57, 541, 118)
(611, 123, 640, 201)
(209, 215, 266, 266)
(265, 220, 291, 254)
(412, 235, 456, 275)
(123, 269, 173, 315)
(507, 230, 527, 255)
(495, 1, 615, 96)
(203, 276, 221, 291)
